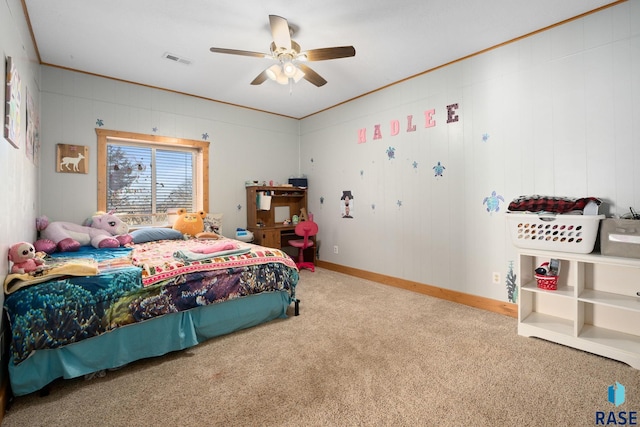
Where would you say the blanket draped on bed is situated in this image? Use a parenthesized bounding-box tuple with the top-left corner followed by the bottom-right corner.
(4, 240, 298, 365)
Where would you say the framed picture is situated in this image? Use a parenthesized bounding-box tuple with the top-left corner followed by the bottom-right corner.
(26, 87, 39, 163)
(56, 144, 89, 174)
(4, 56, 22, 148)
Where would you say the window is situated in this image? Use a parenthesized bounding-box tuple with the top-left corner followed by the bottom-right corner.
(97, 129, 209, 227)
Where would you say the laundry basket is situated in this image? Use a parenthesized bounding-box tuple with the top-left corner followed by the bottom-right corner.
(506, 213, 604, 254)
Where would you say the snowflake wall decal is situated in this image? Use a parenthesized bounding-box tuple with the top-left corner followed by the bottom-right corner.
(96, 119, 104, 127)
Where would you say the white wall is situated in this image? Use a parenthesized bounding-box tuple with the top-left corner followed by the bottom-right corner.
(300, 1, 640, 302)
(5, 1, 639, 310)
(0, 0, 41, 308)
(39, 67, 301, 234)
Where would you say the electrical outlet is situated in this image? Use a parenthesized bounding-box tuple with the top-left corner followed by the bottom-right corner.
(492, 272, 501, 284)
(333, 245, 339, 254)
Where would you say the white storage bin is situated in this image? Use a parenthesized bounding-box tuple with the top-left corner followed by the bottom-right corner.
(506, 213, 604, 254)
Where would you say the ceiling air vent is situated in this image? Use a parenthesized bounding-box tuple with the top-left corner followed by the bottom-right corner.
(162, 52, 192, 65)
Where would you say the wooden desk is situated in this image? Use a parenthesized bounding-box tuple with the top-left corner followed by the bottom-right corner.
(246, 185, 315, 265)
(248, 225, 316, 264)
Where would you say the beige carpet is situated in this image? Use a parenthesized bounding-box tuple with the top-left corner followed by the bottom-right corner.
(3, 268, 639, 426)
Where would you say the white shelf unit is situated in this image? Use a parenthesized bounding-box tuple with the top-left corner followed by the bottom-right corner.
(518, 249, 640, 369)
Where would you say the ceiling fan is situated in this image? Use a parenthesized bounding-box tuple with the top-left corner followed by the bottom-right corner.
(209, 15, 356, 87)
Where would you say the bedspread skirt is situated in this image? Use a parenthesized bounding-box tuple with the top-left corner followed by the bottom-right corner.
(8, 291, 291, 396)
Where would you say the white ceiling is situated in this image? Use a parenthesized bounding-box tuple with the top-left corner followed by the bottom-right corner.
(23, 0, 619, 119)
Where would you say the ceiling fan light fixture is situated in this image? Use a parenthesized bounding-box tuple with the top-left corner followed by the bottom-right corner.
(282, 60, 297, 77)
(265, 64, 281, 81)
(276, 73, 289, 85)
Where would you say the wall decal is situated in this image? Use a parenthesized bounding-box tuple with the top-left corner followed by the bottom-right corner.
(96, 118, 104, 127)
(237, 204, 242, 211)
(371, 203, 376, 211)
(412, 161, 418, 169)
(360, 170, 364, 177)
(397, 200, 403, 208)
(483, 190, 505, 213)
(4, 56, 21, 148)
(152, 127, 158, 132)
(386, 146, 395, 160)
(202, 132, 209, 140)
(482, 133, 490, 142)
(320, 196, 324, 205)
(506, 261, 517, 303)
(433, 161, 445, 177)
(56, 144, 89, 174)
(341, 191, 354, 218)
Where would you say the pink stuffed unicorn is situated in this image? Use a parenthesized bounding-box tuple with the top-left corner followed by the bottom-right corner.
(34, 211, 133, 253)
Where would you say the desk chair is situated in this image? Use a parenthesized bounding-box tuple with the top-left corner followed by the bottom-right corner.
(289, 220, 318, 272)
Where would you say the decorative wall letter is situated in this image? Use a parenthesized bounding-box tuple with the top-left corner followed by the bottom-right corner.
(358, 128, 367, 144)
(406, 115, 416, 132)
(373, 124, 382, 140)
(424, 109, 436, 128)
(446, 103, 459, 123)
(390, 119, 400, 136)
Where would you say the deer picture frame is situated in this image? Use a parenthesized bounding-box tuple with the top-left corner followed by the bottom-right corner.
(56, 144, 88, 174)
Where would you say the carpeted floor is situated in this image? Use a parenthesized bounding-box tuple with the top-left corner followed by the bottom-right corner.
(2, 267, 639, 426)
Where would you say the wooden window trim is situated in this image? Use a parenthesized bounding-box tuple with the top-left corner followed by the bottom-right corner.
(96, 128, 209, 213)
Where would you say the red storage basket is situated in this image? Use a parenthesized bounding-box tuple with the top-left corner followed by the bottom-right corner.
(535, 274, 558, 290)
(534, 261, 558, 290)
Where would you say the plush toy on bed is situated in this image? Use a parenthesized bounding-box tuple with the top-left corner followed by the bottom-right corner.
(172, 209, 208, 237)
(34, 211, 133, 253)
(8, 242, 46, 274)
(172, 209, 207, 237)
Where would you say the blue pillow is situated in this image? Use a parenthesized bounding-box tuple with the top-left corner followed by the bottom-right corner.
(130, 227, 184, 244)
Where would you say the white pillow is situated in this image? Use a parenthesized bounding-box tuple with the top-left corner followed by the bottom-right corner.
(204, 213, 223, 235)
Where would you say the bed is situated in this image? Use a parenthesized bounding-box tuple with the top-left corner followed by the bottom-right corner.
(3, 235, 299, 396)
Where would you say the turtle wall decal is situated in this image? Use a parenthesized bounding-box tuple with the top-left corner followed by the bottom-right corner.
(483, 190, 505, 213)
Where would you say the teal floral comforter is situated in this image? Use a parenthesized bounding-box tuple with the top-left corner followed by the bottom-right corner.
(4, 243, 298, 365)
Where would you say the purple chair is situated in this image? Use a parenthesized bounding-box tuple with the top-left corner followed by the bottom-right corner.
(289, 220, 318, 272)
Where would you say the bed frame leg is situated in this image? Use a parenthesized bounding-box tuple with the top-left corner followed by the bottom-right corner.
(294, 299, 300, 316)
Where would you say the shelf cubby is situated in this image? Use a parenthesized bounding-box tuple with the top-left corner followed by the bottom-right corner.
(517, 249, 640, 369)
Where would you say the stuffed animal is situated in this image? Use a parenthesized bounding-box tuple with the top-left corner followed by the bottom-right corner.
(172, 209, 207, 237)
(34, 211, 133, 253)
(8, 242, 45, 274)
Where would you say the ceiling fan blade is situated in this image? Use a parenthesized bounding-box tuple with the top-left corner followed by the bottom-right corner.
(269, 15, 291, 49)
(303, 46, 356, 61)
(297, 63, 327, 87)
(250, 70, 269, 85)
(209, 47, 267, 58)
